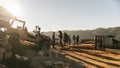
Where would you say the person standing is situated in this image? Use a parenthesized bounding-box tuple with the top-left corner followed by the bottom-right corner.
(63, 32, 69, 46)
(102, 36, 106, 51)
(58, 31, 63, 47)
(99, 36, 103, 50)
(68, 35, 71, 45)
(72, 35, 76, 45)
(52, 32, 55, 48)
(76, 35, 80, 45)
(94, 35, 98, 50)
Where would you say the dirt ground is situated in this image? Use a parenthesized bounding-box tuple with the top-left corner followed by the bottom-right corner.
(28, 43, 120, 68)
(59, 44, 120, 68)
(0, 43, 120, 68)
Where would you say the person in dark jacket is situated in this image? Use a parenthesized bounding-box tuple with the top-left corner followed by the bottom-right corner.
(52, 32, 55, 48)
(72, 35, 76, 45)
(76, 35, 79, 45)
(58, 31, 63, 47)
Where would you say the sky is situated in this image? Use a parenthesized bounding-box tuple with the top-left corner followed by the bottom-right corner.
(0, 0, 120, 32)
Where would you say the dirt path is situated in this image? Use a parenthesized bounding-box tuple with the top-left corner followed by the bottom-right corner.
(57, 44, 120, 68)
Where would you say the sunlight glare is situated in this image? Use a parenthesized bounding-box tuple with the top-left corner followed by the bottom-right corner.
(0, 1, 22, 17)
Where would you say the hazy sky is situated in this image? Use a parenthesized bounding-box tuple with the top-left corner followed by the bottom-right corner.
(0, 0, 120, 32)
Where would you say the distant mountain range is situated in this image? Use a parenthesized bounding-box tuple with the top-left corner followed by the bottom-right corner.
(42, 27, 120, 40)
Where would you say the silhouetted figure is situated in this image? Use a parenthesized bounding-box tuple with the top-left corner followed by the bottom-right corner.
(52, 32, 55, 48)
(94, 36, 106, 51)
(98, 36, 103, 50)
(76, 35, 79, 45)
(97, 36, 106, 51)
(96, 36, 100, 50)
(102, 36, 106, 51)
(72, 35, 76, 45)
(94, 36, 98, 50)
(63, 32, 69, 46)
(68, 35, 71, 45)
(58, 31, 63, 47)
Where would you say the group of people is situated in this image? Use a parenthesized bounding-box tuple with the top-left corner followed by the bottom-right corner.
(72, 35, 80, 45)
(94, 35, 106, 51)
(52, 31, 80, 48)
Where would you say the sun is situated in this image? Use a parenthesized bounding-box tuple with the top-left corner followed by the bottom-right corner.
(4, 4, 21, 17)
(0, 1, 22, 17)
